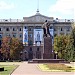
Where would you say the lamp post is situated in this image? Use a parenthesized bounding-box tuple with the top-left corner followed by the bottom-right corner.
(52, 50, 54, 59)
(55, 51, 58, 59)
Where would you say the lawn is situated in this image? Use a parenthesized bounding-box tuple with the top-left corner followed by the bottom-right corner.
(38, 63, 75, 72)
(0, 65, 18, 75)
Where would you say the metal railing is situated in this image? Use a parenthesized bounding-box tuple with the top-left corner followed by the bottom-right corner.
(0, 18, 74, 23)
(0, 19, 23, 22)
(54, 19, 74, 22)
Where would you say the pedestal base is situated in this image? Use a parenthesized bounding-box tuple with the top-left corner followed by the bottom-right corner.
(43, 37, 52, 59)
(28, 59, 69, 63)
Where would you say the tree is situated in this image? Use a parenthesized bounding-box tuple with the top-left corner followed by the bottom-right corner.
(54, 27, 75, 61)
(54, 35, 68, 59)
(64, 35, 74, 61)
(10, 38, 24, 60)
(64, 23, 75, 61)
(70, 27, 75, 61)
(1, 37, 10, 60)
(1, 37, 24, 60)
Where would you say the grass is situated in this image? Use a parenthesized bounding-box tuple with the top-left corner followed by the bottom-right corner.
(0, 62, 22, 75)
(0, 65, 18, 75)
(38, 63, 75, 72)
(0, 62, 22, 65)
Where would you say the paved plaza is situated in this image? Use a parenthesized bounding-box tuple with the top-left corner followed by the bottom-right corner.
(11, 62, 75, 75)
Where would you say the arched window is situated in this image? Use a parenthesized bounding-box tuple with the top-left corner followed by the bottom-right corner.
(13, 28, 16, 31)
(6, 28, 9, 31)
(19, 28, 22, 31)
(61, 28, 63, 31)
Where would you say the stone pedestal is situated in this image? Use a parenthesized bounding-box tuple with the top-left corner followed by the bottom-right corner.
(43, 37, 52, 59)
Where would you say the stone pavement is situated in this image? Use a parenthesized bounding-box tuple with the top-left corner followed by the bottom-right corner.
(11, 62, 75, 75)
(65, 62, 75, 68)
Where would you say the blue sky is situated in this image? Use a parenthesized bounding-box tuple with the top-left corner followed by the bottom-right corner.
(0, 0, 74, 19)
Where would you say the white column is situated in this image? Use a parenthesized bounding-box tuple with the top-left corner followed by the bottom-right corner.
(64, 27, 66, 35)
(57, 27, 60, 36)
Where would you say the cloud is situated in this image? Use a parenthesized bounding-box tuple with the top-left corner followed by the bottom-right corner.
(0, 1, 14, 10)
(49, 0, 75, 18)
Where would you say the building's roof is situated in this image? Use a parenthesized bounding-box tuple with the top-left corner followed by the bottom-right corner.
(23, 12, 54, 23)
(0, 12, 74, 24)
(23, 12, 53, 19)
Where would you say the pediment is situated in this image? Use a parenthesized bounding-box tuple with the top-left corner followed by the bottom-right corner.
(23, 13, 54, 23)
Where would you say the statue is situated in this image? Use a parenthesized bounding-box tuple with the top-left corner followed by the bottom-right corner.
(42, 20, 50, 37)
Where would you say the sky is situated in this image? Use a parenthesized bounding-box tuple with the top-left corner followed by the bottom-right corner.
(0, 0, 75, 19)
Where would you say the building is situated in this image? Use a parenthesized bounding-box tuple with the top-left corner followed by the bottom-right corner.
(0, 11, 74, 60)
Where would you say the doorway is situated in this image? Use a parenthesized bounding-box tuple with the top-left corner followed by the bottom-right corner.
(28, 47, 33, 60)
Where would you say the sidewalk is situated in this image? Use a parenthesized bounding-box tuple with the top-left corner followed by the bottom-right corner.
(65, 62, 75, 68)
(11, 62, 75, 75)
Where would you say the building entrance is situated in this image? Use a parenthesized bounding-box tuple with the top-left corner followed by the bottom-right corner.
(28, 47, 33, 60)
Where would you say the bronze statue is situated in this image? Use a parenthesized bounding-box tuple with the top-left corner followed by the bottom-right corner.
(42, 20, 50, 37)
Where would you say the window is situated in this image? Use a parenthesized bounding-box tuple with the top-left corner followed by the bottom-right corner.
(37, 47, 39, 51)
(19, 34, 22, 38)
(60, 28, 63, 31)
(6, 33, 10, 37)
(6, 28, 9, 31)
(0, 28, 2, 31)
(50, 26, 53, 29)
(29, 34, 32, 38)
(13, 28, 15, 31)
(0, 34, 2, 38)
(25, 26, 27, 29)
(66, 27, 70, 31)
(54, 28, 56, 31)
(29, 28, 32, 31)
(19, 28, 22, 31)
(13, 33, 16, 37)
(29, 27, 33, 31)
(13, 28, 16, 31)
(0, 40, 1, 47)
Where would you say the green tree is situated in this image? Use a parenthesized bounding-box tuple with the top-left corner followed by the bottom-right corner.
(64, 35, 74, 61)
(64, 23, 75, 61)
(54, 30, 75, 61)
(70, 27, 75, 61)
(54, 35, 68, 59)
(10, 38, 24, 60)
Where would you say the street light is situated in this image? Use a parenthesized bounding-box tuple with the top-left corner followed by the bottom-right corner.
(52, 50, 54, 59)
(55, 51, 58, 59)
